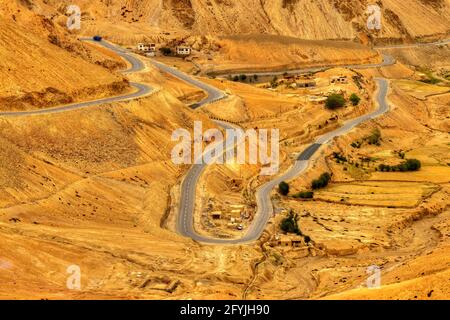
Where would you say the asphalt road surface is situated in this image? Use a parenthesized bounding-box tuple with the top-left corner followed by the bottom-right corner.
(177, 78, 390, 244)
(213, 54, 396, 78)
(150, 60, 226, 107)
(0, 36, 444, 244)
(0, 39, 152, 117)
(213, 38, 449, 78)
(177, 39, 450, 244)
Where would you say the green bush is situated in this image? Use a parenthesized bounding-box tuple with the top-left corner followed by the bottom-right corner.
(349, 93, 361, 106)
(280, 210, 301, 235)
(405, 159, 421, 171)
(366, 128, 381, 145)
(312, 172, 331, 190)
(333, 152, 348, 162)
(278, 181, 290, 196)
(239, 74, 247, 81)
(325, 94, 346, 110)
(293, 191, 314, 199)
(159, 47, 172, 56)
(378, 159, 421, 172)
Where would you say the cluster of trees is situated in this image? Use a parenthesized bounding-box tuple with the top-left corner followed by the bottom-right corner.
(351, 128, 382, 148)
(333, 152, 348, 163)
(292, 191, 314, 199)
(366, 128, 382, 145)
(280, 210, 301, 235)
(159, 47, 172, 56)
(279, 181, 314, 199)
(378, 159, 422, 172)
(325, 93, 361, 110)
(231, 74, 259, 82)
(312, 172, 331, 189)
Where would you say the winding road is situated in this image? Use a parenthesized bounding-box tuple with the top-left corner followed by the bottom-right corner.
(212, 38, 450, 79)
(0, 39, 153, 117)
(178, 38, 449, 245)
(177, 78, 390, 244)
(217, 54, 395, 79)
(1, 36, 446, 245)
(150, 60, 226, 108)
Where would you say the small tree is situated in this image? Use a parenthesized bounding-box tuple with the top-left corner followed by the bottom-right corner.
(350, 93, 361, 106)
(278, 181, 290, 196)
(325, 94, 346, 110)
(280, 210, 301, 235)
(366, 128, 381, 145)
(293, 191, 314, 199)
(312, 172, 331, 190)
(239, 74, 247, 82)
(159, 47, 172, 56)
(405, 159, 421, 171)
(304, 235, 311, 243)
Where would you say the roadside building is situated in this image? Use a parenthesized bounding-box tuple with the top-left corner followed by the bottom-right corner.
(176, 46, 192, 56)
(137, 43, 157, 56)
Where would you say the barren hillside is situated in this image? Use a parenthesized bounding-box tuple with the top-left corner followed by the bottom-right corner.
(24, 0, 450, 43)
(0, 0, 449, 302)
(0, 1, 128, 111)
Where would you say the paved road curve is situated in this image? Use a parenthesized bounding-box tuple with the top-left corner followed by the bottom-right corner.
(150, 60, 226, 108)
(212, 38, 449, 79)
(177, 78, 390, 244)
(214, 54, 396, 79)
(0, 39, 153, 117)
(178, 38, 449, 244)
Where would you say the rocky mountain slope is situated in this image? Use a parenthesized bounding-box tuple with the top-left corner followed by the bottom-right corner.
(0, 1, 128, 111)
(26, 0, 450, 42)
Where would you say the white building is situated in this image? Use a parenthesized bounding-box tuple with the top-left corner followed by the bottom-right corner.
(137, 43, 156, 53)
(176, 46, 191, 56)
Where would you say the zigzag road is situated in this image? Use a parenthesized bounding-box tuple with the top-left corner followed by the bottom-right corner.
(177, 38, 448, 245)
(0, 36, 446, 245)
(0, 39, 153, 117)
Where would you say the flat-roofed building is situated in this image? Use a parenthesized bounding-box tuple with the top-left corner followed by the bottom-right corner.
(176, 46, 191, 56)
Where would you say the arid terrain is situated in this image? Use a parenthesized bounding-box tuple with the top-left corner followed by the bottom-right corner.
(0, 0, 449, 300)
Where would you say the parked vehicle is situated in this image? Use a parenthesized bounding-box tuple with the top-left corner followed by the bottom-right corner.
(93, 35, 102, 42)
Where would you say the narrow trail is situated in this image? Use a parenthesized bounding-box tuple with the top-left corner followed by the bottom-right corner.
(242, 231, 271, 300)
